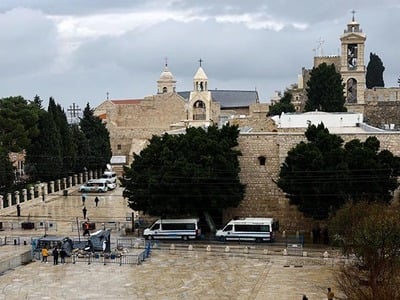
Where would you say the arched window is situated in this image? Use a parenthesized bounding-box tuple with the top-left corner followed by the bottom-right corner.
(193, 100, 206, 120)
(162, 87, 168, 93)
(347, 78, 357, 103)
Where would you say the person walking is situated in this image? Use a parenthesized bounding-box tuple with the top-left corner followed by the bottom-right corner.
(83, 221, 90, 236)
(94, 196, 99, 207)
(81, 194, 86, 205)
(82, 206, 87, 219)
(16, 204, 21, 217)
(60, 248, 67, 264)
(41, 247, 48, 263)
(52, 247, 59, 265)
(327, 287, 334, 300)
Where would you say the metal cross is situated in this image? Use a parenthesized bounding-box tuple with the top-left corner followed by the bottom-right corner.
(67, 103, 81, 118)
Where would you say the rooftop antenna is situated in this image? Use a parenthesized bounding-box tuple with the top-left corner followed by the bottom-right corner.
(106, 92, 109, 100)
(316, 37, 325, 56)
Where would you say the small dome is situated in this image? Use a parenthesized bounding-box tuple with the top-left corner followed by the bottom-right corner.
(159, 66, 174, 81)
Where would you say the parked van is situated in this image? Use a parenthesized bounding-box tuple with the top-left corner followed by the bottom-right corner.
(143, 218, 201, 240)
(101, 171, 117, 183)
(89, 178, 116, 190)
(79, 180, 108, 193)
(216, 217, 279, 242)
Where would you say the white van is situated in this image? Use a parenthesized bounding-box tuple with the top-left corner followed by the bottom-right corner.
(216, 217, 278, 242)
(143, 218, 201, 241)
(101, 171, 117, 183)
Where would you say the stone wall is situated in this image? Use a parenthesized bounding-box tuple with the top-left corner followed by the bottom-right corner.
(226, 131, 400, 230)
(364, 101, 400, 129)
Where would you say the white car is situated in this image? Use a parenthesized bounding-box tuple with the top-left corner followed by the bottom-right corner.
(88, 178, 116, 190)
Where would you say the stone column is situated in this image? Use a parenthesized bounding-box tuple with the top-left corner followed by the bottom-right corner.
(22, 189, 27, 202)
(0, 195, 3, 209)
(50, 181, 55, 194)
(7, 193, 12, 207)
(62, 178, 67, 190)
(68, 176, 73, 188)
(89, 170, 93, 180)
(29, 186, 35, 200)
(56, 179, 61, 191)
(14, 191, 20, 204)
(74, 174, 78, 186)
(79, 173, 83, 184)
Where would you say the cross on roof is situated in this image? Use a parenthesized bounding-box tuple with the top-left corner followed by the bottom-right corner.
(198, 58, 203, 67)
(67, 103, 81, 118)
(351, 9, 356, 22)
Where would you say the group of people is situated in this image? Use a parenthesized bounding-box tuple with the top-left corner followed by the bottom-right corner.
(41, 246, 67, 265)
(302, 287, 335, 300)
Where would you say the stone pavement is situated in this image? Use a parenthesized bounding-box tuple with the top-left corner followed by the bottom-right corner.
(0, 188, 344, 300)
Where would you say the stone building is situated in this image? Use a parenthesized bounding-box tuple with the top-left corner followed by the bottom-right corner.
(286, 15, 400, 129)
(94, 16, 400, 229)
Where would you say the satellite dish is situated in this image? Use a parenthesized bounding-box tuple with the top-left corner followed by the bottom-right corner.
(106, 164, 112, 171)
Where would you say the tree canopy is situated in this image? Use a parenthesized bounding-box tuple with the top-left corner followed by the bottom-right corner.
(267, 91, 296, 116)
(121, 124, 245, 218)
(366, 53, 385, 89)
(305, 63, 347, 112)
(277, 123, 400, 219)
(331, 202, 400, 299)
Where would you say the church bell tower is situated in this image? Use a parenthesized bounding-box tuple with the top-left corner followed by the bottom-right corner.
(340, 11, 366, 104)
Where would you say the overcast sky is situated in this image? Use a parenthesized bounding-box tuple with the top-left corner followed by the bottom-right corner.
(1, 0, 399, 113)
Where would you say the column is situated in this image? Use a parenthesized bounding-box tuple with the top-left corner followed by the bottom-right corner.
(50, 181, 55, 194)
(29, 187, 35, 200)
(0, 195, 3, 209)
(14, 191, 20, 204)
(7, 193, 12, 207)
(22, 189, 27, 202)
(62, 178, 67, 190)
(74, 174, 78, 186)
(56, 179, 61, 191)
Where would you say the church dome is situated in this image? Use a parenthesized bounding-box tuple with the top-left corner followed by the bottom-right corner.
(159, 66, 175, 81)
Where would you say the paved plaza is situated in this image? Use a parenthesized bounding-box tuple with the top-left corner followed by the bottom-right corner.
(0, 188, 343, 300)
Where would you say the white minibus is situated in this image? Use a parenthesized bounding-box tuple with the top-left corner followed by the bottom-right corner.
(216, 217, 278, 242)
(101, 171, 117, 183)
(143, 218, 201, 241)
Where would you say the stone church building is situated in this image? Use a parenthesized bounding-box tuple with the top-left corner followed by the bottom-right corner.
(94, 15, 400, 230)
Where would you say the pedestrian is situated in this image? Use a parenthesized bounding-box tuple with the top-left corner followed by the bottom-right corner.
(83, 221, 90, 236)
(94, 196, 99, 207)
(327, 287, 334, 300)
(52, 247, 59, 265)
(41, 247, 48, 263)
(302, 295, 308, 300)
(60, 248, 67, 264)
(82, 206, 87, 219)
(16, 204, 21, 217)
(81, 194, 86, 205)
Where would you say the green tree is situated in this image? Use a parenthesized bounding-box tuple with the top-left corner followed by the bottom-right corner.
(79, 104, 112, 170)
(305, 63, 346, 112)
(0, 96, 40, 152)
(48, 97, 76, 176)
(70, 123, 89, 173)
(26, 108, 63, 181)
(366, 53, 385, 89)
(331, 202, 400, 299)
(0, 146, 14, 193)
(277, 124, 399, 219)
(121, 124, 245, 218)
(267, 91, 296, 116)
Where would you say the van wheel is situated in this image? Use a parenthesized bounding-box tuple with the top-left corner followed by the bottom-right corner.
(182, 236, 188, 241)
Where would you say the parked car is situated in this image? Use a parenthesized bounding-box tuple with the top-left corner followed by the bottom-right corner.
(79, 180, 108, 193)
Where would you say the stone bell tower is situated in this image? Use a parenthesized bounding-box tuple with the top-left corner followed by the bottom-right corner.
(340, 10, 366, 105)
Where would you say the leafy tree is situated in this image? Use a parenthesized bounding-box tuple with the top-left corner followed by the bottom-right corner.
(267, 91, 296, 116)
(79, 104, 112, 171)
(70, 123, 90, 173)
(305, 63, 346, 112)
(121, 124, 245, 218)
(0, 146, 14, 194)
(366, 53, 385, 89)
(277, 124, 400, 219)
(331, 202, 400, 299)
(48, 97, 76, 176)
(26, 109, 63, 181)
(0, 96, 40, 152)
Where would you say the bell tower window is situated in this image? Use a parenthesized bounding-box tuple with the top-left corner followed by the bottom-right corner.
(193, 100, 206, 120)
(162, 87, 168, 93)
